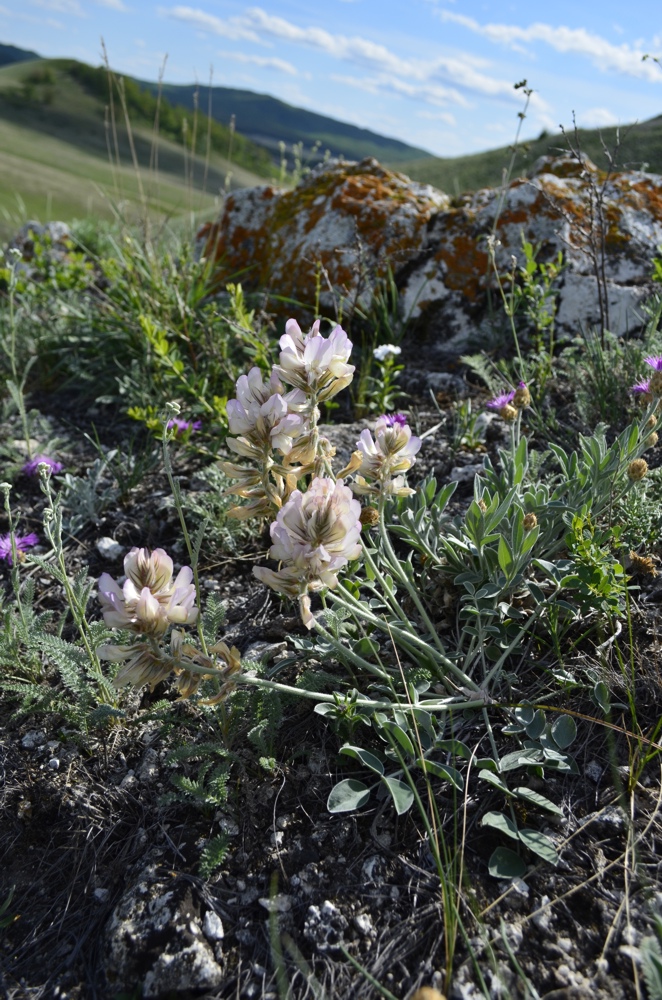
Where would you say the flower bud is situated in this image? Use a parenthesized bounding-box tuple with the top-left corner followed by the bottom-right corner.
(522, 512, 538, 531)
(646, 415, 658, 430)
(646, 432, 658, 450)
(360, 506, 380, 527)
(500, 404, 518, 422)
(512, 382, 531, 409)
(477, 499, 487, 513)
(627, 458, 648, 482)
(650, 371, 662, 396)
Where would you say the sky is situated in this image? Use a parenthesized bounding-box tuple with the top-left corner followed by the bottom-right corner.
(2, 0, 662, 157)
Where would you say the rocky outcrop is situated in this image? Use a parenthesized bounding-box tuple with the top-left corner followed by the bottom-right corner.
(103, 866, 225, 997)
(200, 155, 662, 360)
(198, 157, 449, 313)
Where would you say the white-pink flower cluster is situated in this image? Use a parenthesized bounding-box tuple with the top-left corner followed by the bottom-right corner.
(352, 414, 422, 496)
(98, 547, 198, 637)
(274, 319, 355, 401)
(253, 477, 362, 628)
(226, 367, 307, 459)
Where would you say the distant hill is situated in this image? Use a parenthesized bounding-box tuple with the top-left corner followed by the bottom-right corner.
(0, 57, 270, 236)
(0, 42, 40, 68)
(399, 117, 662, 196)
(148, 83, 432, 166)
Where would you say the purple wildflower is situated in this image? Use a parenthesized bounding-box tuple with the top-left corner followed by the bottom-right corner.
(22, 455, 63, 477)
(379, 413, 408, 427)
(645, 356, 662, 371)
(486, 390, 516, 412)
(632, 379, 652, 394)
(0, 532, 38, 565)
(167, 418, 202, 435)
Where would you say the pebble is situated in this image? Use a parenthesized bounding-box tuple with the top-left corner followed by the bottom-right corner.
(93, 888, 109, 903)
(48, 758, 60, 770)
(258, 894, 293, 914)
(95, 537, 125, 560)
(21, 730, 46, 749)
(202, 911, 224, 941)
(353, 913, 373, 936)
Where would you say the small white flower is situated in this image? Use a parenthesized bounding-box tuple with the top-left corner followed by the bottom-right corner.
(373, 344, 401, 361)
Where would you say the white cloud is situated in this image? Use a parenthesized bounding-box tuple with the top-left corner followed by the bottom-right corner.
(162, 5, 541, 109)
(416, 109, 457, 125)
(217, 50, 297, 76)
(165, 6, 262, 43)
(96, 0, 129, 10)
(438, 11, 662, 82)
(331, 72, 467, 108)
(30, 0, 83, 13)
(576, 107, 620, 128)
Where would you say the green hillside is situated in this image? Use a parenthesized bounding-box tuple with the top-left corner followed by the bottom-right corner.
(149, 82, 432, 166)
(0, 58, 272, 238)
(399, 117, 662, 195)
(0, 43, 39, 68)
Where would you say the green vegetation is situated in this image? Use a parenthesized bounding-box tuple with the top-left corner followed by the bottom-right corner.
(0, 58, 272, 237)
(401, 115, 662, 194)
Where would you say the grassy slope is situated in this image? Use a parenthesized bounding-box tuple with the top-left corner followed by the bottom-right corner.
(399, 117, 662, 195)
(0, 60, 269, 238)
(151, 82, 432, 165)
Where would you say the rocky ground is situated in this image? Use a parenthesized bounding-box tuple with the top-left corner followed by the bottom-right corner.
(2, 388, 662, 1000)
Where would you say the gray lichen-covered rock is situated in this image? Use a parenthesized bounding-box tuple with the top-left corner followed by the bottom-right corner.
(200, 154, 662, 360)
(103, 866, 224, 997)
(198, 157, 449, 314)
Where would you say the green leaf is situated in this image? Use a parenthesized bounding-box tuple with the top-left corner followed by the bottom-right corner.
(354, 637, 380, 658)
(340, 745, 384, 775)
(418, 759, 464, 789)
(488, 847, 526, 879)
(526, 710, 546, 740)
(499, 748, 542, 772)
(478, 771, 510, 793)
(380, 775, 414, 815)
(498, 535, 515, 577)
(518, 828, 559, 864)
(381, 722, 415, 757)
(327, 779, 371, 813)
(437, 738, 472, 760)
(513, 787, 563, 816)
(481, 811, 520, 841)
(551, 715, 577, 749)
(592, 681, 610, 715)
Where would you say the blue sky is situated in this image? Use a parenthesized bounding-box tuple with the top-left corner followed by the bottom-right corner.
(2, 0, 662, 156)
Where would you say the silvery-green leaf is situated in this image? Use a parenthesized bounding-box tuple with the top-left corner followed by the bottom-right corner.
(340, 746, 384, 775)
(488, 847, 527, 879)
(518, 828, 559, 865)
(514, 787, 563, 816)
(380, 775, 414, 815)
(481, 811, 519, 841)
(327, 779, 371, 813)
(551, 715, 577, 749)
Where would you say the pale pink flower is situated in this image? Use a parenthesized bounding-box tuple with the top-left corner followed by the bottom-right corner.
(253, 477, 362, 628)
(274, 319, 355, 398)
(356, 415, 421, 484)
(98, 547, 198, 636)
(226, 367, 307, 456)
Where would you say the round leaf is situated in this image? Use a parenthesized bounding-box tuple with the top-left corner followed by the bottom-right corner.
(327, 779, 371, 813)
(481, 810, 519, 841)
(380, 775, 415, 815)
(518, 828, 559, 865)
(488, 846, 527, 880)
(551, 714, 577, 750)
(340, 745, 384, 775)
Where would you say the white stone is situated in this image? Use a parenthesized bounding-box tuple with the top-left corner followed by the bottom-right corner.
(202, 911, 225, 941)
(95, 537, 125, 560)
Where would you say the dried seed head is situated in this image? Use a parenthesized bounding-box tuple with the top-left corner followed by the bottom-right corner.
(411, 990, 447, 1000)
(646, 432, 659, 450)
(629, 551, 657, 577)
(500, 404, 518, 422)
(627, 458, 648, 482)
(513, 382, 531, 409)
(650, 370, 662, 396)
(522, 512, 538, 531)
(360, 506, 380, 527)
(646, 415, 658, 430)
